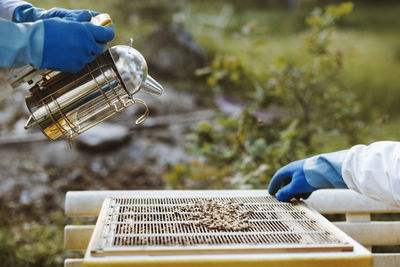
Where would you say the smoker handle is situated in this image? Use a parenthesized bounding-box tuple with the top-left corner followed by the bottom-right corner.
(90, 13, 112, 27)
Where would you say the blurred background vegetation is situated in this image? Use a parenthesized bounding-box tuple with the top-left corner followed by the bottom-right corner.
(1, 0, 400, 265)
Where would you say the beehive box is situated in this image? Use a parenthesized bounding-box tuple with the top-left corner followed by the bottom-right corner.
(83, 190, 372, 267)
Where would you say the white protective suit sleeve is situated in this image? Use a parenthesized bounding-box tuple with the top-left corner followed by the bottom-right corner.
(0, 18, 43, 68)
(342, 141, 400, 207)
(0, 0, 30, 20)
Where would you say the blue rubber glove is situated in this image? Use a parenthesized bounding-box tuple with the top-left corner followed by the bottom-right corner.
(268, 150, 348, 202)
(13, 4, 98, 23)
(40, 18, 114, 72)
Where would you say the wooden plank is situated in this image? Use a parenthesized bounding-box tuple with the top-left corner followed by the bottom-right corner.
(373, 253, 400, 267)
(64, 225, 95, 251)
(346, 213, 371, 222)
(88, 198, 113, 254)
(64, 258, 83, 267)
(334, 222, 400, 246)
(92, 245, 354, 257)
(65, 191, 117, 217)
(306, 189, 400, 214)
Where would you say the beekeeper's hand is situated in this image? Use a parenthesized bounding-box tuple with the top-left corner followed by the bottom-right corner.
(40, 18, 114, 72)
(268, 150, 348, 202)
(13, 4, 98, 23)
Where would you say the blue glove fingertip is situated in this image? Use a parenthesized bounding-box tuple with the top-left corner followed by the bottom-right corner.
(268, 171, 287, 196)
(91, 43, 107, 55)
(268, 160, 305, 196)
(275, 175, 317, 202)
(276, 188, 292, 202)
(86, 23, 115, 43)
(72, 10, 96, 22)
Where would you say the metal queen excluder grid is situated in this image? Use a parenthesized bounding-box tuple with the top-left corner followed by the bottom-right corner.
(91, 196, 353, 256)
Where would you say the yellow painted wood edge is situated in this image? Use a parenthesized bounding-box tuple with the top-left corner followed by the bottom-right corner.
(83, 254, 372, 267)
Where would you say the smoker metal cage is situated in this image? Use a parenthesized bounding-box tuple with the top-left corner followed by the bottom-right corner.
(25, 51, 148, 141)
(90, 195, 353, 256)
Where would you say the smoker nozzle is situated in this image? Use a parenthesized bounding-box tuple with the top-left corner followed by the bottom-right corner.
(24, 115, 36, 129)
(142, 75, 164, 96)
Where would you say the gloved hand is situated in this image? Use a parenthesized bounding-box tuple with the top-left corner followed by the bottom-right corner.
(268, 150, 349, 202)
(40, 18, 114, 73)
(13, 4, 98, 23)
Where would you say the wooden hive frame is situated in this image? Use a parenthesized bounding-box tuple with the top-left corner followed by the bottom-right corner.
(64, 190, 378, 267)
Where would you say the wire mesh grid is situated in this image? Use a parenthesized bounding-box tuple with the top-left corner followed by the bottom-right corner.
(92, 196, 352, 254)
(39, 54, 129, 140)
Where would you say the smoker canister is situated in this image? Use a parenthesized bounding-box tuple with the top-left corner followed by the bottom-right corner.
(20, 43, 163, 140)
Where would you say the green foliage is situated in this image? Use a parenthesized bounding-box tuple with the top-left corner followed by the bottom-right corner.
(305, 2, 353, 55)
(197, 55, 247, 88)
(0, 211, 68, 267)
(166, 2, 364, 189)
(194, 20, 269, 97)
(166, 112, 305, 189)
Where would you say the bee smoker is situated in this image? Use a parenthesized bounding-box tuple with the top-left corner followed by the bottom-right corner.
(8, 36, 163, 141)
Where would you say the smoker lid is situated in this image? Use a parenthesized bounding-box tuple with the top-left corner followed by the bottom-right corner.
(109, 45, 163, 97)
(109, 45, 147, 96)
